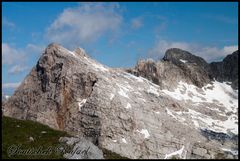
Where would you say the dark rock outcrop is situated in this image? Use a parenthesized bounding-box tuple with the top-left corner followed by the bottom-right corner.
(209, 50, 238, 89)
(163, 48, 212, 87)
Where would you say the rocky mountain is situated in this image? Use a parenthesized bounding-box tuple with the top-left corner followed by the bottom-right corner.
(3, 43, 238, 159)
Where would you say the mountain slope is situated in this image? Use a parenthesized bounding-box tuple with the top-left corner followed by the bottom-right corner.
(3, 43, 238, 159)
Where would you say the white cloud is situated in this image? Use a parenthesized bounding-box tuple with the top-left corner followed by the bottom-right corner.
(131, 17, 143, 29)
(26, 43, 45, 54)
(3, 18, 16, 28)
(46, 2, 122, 47)
(2, 43, 44, 65)
(2, 43, 25, 65)
(2, 43, 45, 76)
(223, 45, 238, 54)
(2, 82, 21, 89)
(8, 65, 29, 74)
(148, 40, 238, 62)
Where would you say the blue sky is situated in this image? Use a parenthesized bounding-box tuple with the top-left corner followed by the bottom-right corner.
(2, 2, 238, 95)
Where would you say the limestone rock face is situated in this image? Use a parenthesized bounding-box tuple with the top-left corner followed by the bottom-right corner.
(3, 44, 238, 159)
(126, 59, 190, 90)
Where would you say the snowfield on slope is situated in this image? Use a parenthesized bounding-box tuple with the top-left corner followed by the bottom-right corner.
(161, 81, 238, 135)
(162, 81, 238, 113)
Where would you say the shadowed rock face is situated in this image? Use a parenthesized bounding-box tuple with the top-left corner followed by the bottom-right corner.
(3, 44, 238, 159)
(163, 48, 209, 69)
(163, 48, 212, 87)
(209, 51, 238, 89)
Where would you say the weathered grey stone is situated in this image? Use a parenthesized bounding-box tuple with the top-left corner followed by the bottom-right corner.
(192, 147, 207, 157)
(59, 137, 80, 146)
(61, 137, 104, 159)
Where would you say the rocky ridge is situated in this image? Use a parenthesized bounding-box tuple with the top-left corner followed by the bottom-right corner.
(3, 43, 238, 159)
(127, 48, 238, 90)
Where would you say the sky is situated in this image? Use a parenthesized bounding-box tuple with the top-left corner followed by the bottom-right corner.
(2, 2, 238, 95)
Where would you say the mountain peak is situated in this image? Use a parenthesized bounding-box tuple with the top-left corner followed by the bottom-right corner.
(3, 44, 238, 159)
(47, 42, 62, 48)
(163, 48, 207, 65)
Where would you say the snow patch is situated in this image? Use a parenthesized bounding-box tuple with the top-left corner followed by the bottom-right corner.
(186, 109, 238, 134)
(192, 120, 200, 128)
(222, 148, 238, 155)
(91, 62, 109, 72)
(147, 86, 160, 96)
(165, 108, 187, 124)
(117, 84, 129, 98)
(81, 53, 109, 72)
(179, 59, 188, 63)
(117, 82, 132, 91)
(125, 103, 131, 109)
(166, 108, 177, 119)
(137, 129, 150, 139)
(164, 146, 185, 159)
(139, 98, 146, 102)
(162, 81, 238, 113)
(118, 88, 129, 98)
(110, 93, 115, 100)
(60, 47, 109, 72)
(78, 99, 87, 111)
(122, 138, 127, 144)
(123, 72, 144, 82)
(59, 47, 79, 59)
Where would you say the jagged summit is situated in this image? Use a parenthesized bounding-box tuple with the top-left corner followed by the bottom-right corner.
(44, 43, 89, 60)
(47, 42, 62, 48)
(163, 48, 209, 67)
(3, 44, 238, 159)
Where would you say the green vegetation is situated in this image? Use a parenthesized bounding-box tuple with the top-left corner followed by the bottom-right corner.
(2, 116, 129, 159)
(171, 155, 179, 159)
(102, 148, 129, 159)
(215, 152, 227, 159)
(2, 116, 70, 159)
